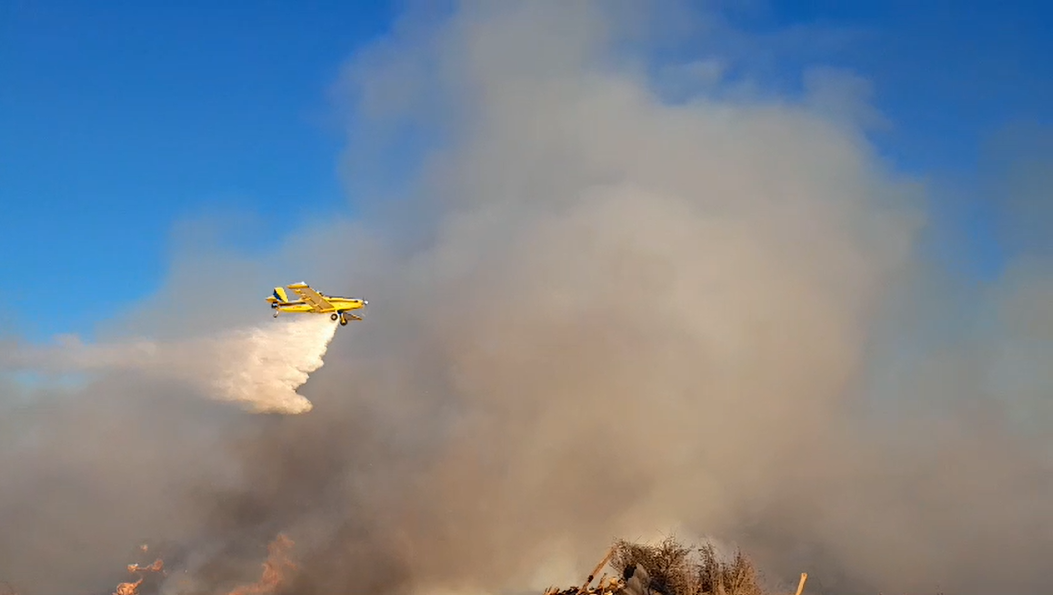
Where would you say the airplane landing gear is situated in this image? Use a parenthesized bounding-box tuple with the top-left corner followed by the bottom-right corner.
(339, 315, 348, 326)
(330, 313, 339, 321)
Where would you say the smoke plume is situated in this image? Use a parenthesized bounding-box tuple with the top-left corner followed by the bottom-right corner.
(2, 2, 1052, 595)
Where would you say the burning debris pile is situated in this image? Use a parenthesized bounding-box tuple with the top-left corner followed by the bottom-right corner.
(546, 537, 806, 595)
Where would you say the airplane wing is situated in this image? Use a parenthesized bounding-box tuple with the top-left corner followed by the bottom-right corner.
(286, 282, 335, 312)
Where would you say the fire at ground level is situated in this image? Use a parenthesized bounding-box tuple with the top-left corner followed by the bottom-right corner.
(0, 534, 811, 595)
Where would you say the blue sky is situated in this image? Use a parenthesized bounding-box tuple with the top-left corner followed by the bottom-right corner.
(2, 0, 1051, 342)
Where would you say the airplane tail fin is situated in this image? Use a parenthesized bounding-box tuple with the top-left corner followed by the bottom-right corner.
(267, 287, 290, 304)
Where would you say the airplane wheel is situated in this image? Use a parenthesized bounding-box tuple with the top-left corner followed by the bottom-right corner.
(331, 313, 339, 321)
(339, 317, 348, 326)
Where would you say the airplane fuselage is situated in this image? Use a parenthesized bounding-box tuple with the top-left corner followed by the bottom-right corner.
(266, 282, 368, 326)
(271, 296, 365, 314)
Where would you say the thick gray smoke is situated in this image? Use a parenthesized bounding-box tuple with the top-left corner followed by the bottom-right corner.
(2, 2, 1051, 595)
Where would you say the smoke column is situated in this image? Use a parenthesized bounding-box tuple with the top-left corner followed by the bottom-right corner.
(1, 316, 339, 414)
(2, 2, 1052, 595)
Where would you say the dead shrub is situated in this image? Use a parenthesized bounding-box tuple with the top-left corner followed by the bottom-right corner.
(609, 536, 769, 595)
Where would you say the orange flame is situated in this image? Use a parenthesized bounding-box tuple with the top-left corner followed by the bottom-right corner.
(112, 577, 143, 595)
(104, 534, 295, 595)
(127, 560, 164, 574)
(227, 534, 299, 595)
(113, 547, 165, 595)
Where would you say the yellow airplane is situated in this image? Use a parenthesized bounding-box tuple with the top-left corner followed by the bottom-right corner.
(266, 282, 368, 326)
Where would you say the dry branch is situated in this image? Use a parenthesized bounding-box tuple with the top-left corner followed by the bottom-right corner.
(577, 546, 616, 595)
